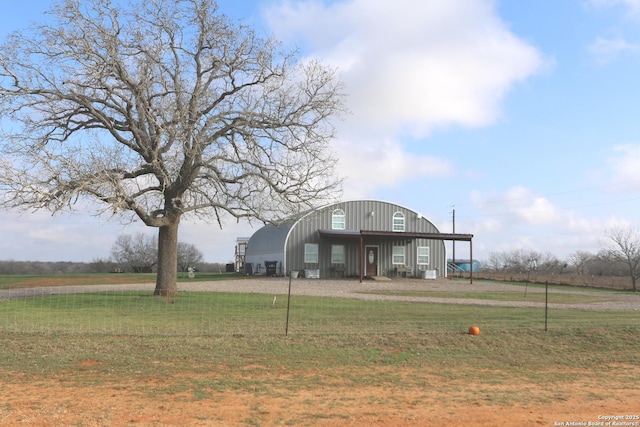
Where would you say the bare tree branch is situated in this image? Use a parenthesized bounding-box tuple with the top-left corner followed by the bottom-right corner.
(601, 226, 640, 292)
(0, 0, 344, 294)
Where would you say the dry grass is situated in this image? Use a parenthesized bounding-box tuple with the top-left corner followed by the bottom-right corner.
(464, 272, 635, 291)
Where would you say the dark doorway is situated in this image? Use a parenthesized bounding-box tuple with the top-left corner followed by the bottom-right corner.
(365, 246, 378, 276)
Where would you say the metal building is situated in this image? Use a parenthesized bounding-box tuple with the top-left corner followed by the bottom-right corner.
(243, 200, 473, 281)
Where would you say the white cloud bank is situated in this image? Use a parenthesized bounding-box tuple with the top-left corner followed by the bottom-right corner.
(264, 0, 544, 197)
(470, 186, 561, 227)
(466, 183, 637, 258)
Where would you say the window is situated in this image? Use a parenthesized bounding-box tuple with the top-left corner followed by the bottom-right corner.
(304, 243, 318, 263)
(332, 209, 345, 230)
(392, 246, 405, 265)
(417, 246, 430, 265)
(331, 245, 345, 264)
(392, 212, 405, 232)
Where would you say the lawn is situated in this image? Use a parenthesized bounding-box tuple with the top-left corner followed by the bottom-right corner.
(2, 290, 639, 336)
(362, 289, 616, 304)
(0, 275, 639, 425)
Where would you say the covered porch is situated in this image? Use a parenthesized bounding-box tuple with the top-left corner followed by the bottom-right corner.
(318, 229, 474, 284)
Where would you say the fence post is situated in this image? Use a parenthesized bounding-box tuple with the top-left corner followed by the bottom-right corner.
(285, 273, 292, 336)
(544, 283, 549, 332)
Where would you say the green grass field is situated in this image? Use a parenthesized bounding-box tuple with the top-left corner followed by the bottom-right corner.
(0, 274, 638, 336)
(1, 287, 638, 336)
(1, 275, 639, 424)
(363, 289, 616, 304)
(0, 273, 637, 345)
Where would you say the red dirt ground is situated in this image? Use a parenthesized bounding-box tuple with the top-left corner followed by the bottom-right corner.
(2, 277, 638, 425)
(2, 364, 639, 426)
(6, 276, 153, 288)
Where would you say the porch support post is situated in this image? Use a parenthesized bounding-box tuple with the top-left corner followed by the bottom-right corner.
(470, 239, 473, 285)
(359, 234, 364, 283)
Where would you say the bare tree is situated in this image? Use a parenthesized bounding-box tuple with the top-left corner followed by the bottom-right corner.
(568, 250, 594, 275)
(89, 257, 119, 273)
(486, 252, 507, 271)
(500, 249, 539, 272)
(177, 242, 203, 272)
(111, 233, 158, 273)
(535, 252, 565, 274)
(593, 250, 627, 277)
(484, 249, 564, 275)
(601, 226, 640, 292)
(0, 0, 344, 295)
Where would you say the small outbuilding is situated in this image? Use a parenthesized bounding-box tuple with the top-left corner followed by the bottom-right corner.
(243, 200, 473, 282)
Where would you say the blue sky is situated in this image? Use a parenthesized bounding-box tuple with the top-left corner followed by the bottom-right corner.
(1, 0, 640, 264)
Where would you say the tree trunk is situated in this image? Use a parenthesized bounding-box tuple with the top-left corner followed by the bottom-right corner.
(154, 220, 180, 296)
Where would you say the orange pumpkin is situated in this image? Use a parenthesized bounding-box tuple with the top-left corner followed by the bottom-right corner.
(468, 326, 480, 336)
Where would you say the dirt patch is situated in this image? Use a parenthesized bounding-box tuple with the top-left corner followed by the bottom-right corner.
(1, 278, 638, 425)
(5, 275, 153, 289)
(2, 365, 638, 426)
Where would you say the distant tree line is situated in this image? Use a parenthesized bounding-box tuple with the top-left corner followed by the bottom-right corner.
(484, 249, 567, 275)
(0, 232, 231, 275)
(0, 261, 96, 275)
(484, 249, 627, 277)
(0, 259, 230, 275)
(107, 233, 206, 273)
(481, 226, 640, 292)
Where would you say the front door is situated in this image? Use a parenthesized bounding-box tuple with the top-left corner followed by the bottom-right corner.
(365, 246, 378, 276)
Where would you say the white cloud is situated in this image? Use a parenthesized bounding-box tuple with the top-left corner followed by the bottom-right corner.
(466, 186, 635, 258)
(264, 0, 543, 195)
(565, 211, 601, 233)
(589, 0, 640, 16)
(508, 189, 560, 225)
(334, 136, 452, 198)
(604, 144, 640, 188)
(588, 36, 640, 63)
(588, 0, 640, 63)
(603, 215, 634, 229)
(474, 217, 503, 234)
(470, 186, 561, 226)
(0, 207, 254, 263)
(267, 0, 543, 135)
(0, 210, 121, 261)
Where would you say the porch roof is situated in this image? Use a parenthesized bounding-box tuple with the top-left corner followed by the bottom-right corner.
(318, 229, 473, 241)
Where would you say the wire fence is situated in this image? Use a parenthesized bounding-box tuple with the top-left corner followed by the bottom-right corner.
(1, 277, 639, 336)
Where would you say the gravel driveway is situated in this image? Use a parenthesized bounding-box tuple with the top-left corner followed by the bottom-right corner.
(1, 277, 638, 311)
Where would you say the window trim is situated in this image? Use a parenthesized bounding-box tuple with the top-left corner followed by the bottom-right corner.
(331, 244, 345, 264)
(332, 208, 346, 230)
(392, 212, 405, 232)
(417, 246, 430, 265)
(304, 243, 319, 263)
(392, 245, 405, 265)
